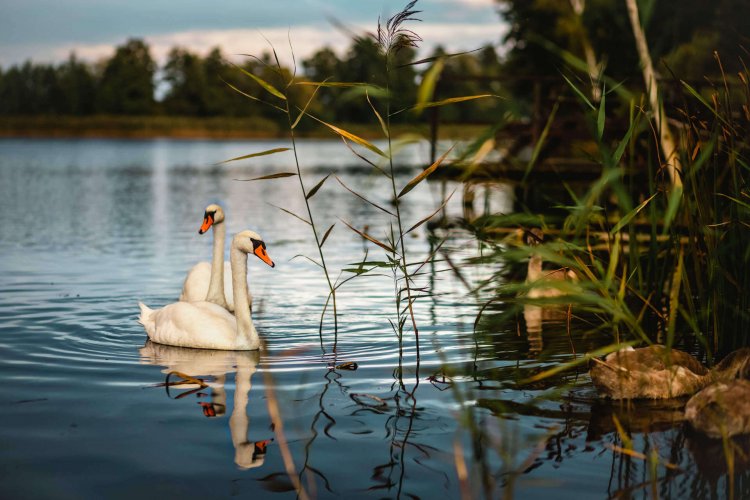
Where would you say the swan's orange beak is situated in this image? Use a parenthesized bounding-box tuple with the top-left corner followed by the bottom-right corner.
(199, 213, 214, 234)
(254, 245, 275, 268)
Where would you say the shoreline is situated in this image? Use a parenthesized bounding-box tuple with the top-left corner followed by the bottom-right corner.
(0, 116, 488, 141)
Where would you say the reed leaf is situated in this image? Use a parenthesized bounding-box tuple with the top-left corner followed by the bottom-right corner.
(222, 80, 287, 113)
(236, 172, 298, 181)
(414, 59, 444, 116)
(406, 190, 455, 234)
(562, 73, 595, 111)
(291, 81, 325, 129)
(310, 116, 388, 158)
(268, 203, 311, 226)
(235, 65, 286, 100)
(341, 219, 395, 253)
(306, 174, 330, 200)
(610, 192, 658, 234)
(219, 147, 291, 164)
(402, 47, 483, 67)
(398, 145, 454, 198)
(523, 101, 559, 183)
(366, 91, 388, 137)
(336, 176, 395, 216)
(662, 185, 683, 234)
(319, 223, 335, 247)
(400, 95, 495, 115)
(597, 86, 606, 139)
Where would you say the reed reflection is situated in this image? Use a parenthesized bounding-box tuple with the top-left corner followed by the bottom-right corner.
(139, 341, 273, 469)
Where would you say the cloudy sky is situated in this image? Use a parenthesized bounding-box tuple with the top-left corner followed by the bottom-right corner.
(0, 0, 508, 68)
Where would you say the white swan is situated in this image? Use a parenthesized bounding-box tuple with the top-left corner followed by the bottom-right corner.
(139, 341, 273, 468)
(139, 230, 274, 350)
(179, 204, 251, 312)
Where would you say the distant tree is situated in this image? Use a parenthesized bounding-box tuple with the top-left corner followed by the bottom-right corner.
(0, 61, 63, 115)
(162, 48, 209, 115)
(56, 54, 97, 115)
(97, 38, 156, 115)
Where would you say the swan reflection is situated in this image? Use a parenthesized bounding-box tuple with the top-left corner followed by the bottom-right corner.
(139, 341, 272, 469)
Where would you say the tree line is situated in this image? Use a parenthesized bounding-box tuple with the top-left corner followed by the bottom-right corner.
(1, 0, 745, 125)
(0, 37, 502, 125)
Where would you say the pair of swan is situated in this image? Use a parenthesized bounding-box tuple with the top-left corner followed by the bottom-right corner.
(139, 204, 274, 350)
(590, 345, 750, 437)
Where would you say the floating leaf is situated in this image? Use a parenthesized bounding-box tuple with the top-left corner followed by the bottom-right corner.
(398, 145, 454, 198)
(236, 172, 297, 181)
(306, 174, 330, 199)
(319, 223, 335, 247)
(310, 116, 387, 158)
(336, 176, 395, 216)
(234, 65, 286, 100)
(219, 147, 291, 164)
(341, 220, 395, 253)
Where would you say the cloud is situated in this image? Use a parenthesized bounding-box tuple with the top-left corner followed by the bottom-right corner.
(0, 21, 506, 69)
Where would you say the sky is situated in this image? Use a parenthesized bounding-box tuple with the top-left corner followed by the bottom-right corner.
(0, 0, 508, 68)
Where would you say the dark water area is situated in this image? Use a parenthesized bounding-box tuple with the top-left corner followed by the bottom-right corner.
(0, 138, 746, 499)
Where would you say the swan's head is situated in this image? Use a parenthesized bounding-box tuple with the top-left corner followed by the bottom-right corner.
(199, 204, 225, 234)
(524, 227, 544, 247)
(234, 230, 275, 268)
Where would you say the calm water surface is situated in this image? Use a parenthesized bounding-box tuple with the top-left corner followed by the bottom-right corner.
(0, 138, 746, 499)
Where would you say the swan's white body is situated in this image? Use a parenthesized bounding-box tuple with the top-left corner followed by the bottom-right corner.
(179, 205, 252, 312)
(180, 261, 246, 312)
(139, 230, 273, 351)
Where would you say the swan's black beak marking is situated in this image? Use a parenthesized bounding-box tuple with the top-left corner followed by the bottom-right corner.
(251, 238, 275, 268)
(199, 211, 215, 234)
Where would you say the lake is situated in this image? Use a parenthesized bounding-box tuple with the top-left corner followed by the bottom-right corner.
(0, 138, 745, 499)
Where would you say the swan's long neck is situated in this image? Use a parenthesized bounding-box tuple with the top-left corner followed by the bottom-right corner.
(230, 246, 257, 347)
(527, 253, 543, 282)
(206, 222, 228, 308)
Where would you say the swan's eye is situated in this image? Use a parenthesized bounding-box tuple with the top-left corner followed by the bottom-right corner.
(251, 238, 264, 250)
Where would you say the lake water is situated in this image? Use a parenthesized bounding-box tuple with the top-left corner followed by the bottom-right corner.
(0, 138, 745, 499)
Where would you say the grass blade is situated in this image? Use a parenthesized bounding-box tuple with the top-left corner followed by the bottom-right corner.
(662, 185, 683, 234)
(306, 174, 330, 200)
(222, 79, 287, 113)
(340, 219, 395, 253)
(523, 101, 559, 183)
(398, 145, 454, 198)
(235, 172, 297, 181)
(219, 147, 291, 164)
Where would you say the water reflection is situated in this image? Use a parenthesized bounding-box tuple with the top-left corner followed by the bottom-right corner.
(139, 341, 273, 469)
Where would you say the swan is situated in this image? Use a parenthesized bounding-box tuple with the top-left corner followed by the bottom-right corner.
(525, 228, 577, 298)
(139, 229, 274, 350)
(139, 341, 273, 468)
(590, 345, 750, 399)
(685, 349, 750, 438)
(179, 204, 250, 313)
